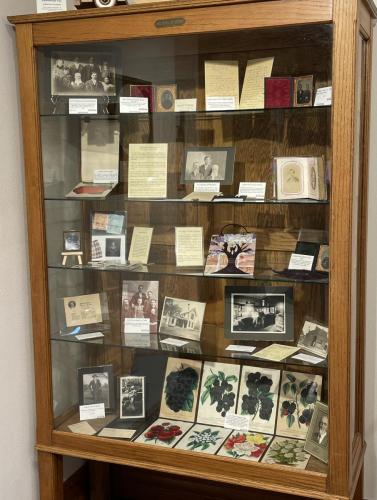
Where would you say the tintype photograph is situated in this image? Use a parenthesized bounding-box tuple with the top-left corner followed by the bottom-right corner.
(105, 238, 121, 257)
(121, 281, 159, 333)
(159, 297, 206, 341)
(297, 320, 328, 358)
(224, 286, 294, 341)
(155, 84, 177, 112)
(181, 147, 235, 184)
(78, 365, 114, 411)
(304, 402, 329, 463)
(120, 376, 145, 419)
(316, 245, 329, 273)
(63, 230, 81, 252)
(293, 75, 314, 107)
(51, 52, 116, 96)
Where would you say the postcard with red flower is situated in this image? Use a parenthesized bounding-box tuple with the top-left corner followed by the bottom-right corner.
(217, 431, 273, 461)
(174, 424, 231, 454)
(134, 419, 193, 448)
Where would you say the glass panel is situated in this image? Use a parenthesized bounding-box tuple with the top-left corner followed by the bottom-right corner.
(40, 23, 332, 473)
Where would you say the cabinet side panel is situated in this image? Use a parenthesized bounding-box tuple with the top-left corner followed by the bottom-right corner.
(15, 23, 53, 444)
(330, 0, 358, 496)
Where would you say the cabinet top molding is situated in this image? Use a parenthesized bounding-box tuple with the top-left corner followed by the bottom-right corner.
(8, 0, 335, 24)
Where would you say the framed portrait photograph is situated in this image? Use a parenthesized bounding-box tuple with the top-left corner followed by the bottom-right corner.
(304, 402, 329, 463)
(63, 230, 81, 252)
(293, 75, 314, 107)
(155, 84, 177, 112)
(51, 52, 116, 96)
(274, 156, 327, 201)
(78, 365, 114, 411)
(316, 245, 329, 273)
(159, 297, 206, 341)
(120, 376, 145, 420)
(121, 281, 159, 334)
(181, 147, 235, 185)
(224, 286, 294, 341)
(297, 320, 328, 358)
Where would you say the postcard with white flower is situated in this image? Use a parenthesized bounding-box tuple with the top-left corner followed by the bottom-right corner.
(174, 424, 231, 454)
(217, 431, 273, 462)
(261, 436, 310, 469)
(196, 361, 241, 427)
(276, 371, 322, 439)
(159, 357, 203, 423)
(237, 366, 280, 435)
(134, 418, 193, 448)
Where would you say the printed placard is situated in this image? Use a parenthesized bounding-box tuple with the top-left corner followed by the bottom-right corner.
(120, 97, 149, 113)
(206, 96, 236, 111)
(69, 98, 98, 115)
(314, 86, 332, 106)
(288, 254, 314, 271)
(79, 403, 105, 421)
(160, 338, 189, 347)
(224, 413, 250, 431)
(194, 182, 220, 193)
(225, 345, 256, 354)
(93, 170, 118, 183)
(37, 0, 67, 13)
(238, 182, 266, 199)
(175, 99, 197, 112)
(124, 318, 150, 334)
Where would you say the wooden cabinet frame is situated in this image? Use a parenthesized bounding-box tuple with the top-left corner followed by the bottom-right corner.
(8, 0, 376, 498)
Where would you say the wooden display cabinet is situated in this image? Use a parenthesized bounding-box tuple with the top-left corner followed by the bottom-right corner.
(8, 0, 376, 498)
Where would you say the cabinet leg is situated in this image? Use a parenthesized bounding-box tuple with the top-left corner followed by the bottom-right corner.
(38, 451, 63, 500)
(353, 468, 364, 500)
(89, 461, 111, 500)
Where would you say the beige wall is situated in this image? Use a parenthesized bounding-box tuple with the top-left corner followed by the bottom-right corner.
(0, 2, 377, 499)
(0, 1, 38, 500)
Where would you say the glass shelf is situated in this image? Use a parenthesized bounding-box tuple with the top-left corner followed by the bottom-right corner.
(48, 262, 329, 284)
(50, 333, 327, 371)
(44, 191, 330, 205)
(40, 105, 331, 119)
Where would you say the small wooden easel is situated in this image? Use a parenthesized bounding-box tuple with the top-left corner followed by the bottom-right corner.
(61, 251, 83, 266)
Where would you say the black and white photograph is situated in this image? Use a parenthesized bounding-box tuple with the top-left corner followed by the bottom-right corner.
(293, 75, 314, 107)
(304, 402, 329, 463)
(105, 238, 121, 258)
(224, 286, 294, 341)
(120, 376, 145, 419)
(121, 281, 159, 333)
(51, 52, 116, 96)
(297, 320, 328, 358)
(159, 297, 206, 341)
(181, 147, 235, 185)
(78, 365, 114, 411)
(63, 230, 81, 252)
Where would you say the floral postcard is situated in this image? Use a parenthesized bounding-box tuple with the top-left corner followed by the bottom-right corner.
(276, 371, 322, 439)
(261, 436, 310, 469)
(217, 431, 273, 462)
(196, 361, 241, 427)
(159, 357, 203, 423)
(237, 366, 281, 434)
(134, 418, 193, 448)
(174, 424, 231, 454)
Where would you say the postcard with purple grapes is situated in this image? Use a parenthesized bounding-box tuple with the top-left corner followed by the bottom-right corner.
(159, 357, 203, 423)
(204, 233, 256, 276)
(237, 366, 281, 435)
(196, 361, 241, 427)
(276, 371, 322, 439)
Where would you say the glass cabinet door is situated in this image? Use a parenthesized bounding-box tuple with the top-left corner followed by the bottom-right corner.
(38, 23, 331, 472)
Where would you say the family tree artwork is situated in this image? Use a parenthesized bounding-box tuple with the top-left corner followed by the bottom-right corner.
(196, 361, 240, 427)
(237, 366, 280, 434)
(261, 436, 310, 469)
(175, 424, 231, 454)
(276, 371, 323, 439)
(159, 358, 202, 422)
(217, 431, 273, 462)
(121, 281, 159, 334)
(204, 233, 256, 276)
(134, 419, 193, 448)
